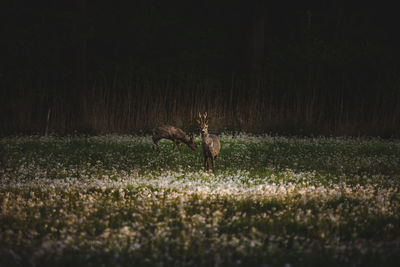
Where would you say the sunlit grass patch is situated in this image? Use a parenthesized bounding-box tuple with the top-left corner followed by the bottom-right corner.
(0, 135, 400, 266)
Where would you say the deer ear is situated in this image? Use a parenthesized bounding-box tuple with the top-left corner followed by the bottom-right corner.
(196, 119, 201, 124)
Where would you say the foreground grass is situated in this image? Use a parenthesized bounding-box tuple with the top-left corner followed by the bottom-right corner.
(0, 134, 400, 266)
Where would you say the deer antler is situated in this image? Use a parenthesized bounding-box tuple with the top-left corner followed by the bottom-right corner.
(197, 112, 209, 125)
(204, 112, 209, 124)
(197, 112, 202, 125)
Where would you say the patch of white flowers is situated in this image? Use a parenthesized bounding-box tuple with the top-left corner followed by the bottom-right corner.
(0, 135, 399, 266)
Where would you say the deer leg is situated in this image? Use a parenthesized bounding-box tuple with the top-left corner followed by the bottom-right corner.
(172, 140, 181, 152)
(211, 157, 215, 173)
(176, 141, 182, 153)
(152, 137, 160, 149)
(172, 140, 177, 150)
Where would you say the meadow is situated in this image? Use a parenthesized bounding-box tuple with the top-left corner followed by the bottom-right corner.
(0, 134, 400, 266)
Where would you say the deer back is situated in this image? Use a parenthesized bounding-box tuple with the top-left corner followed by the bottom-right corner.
(154, 125, 190, 142)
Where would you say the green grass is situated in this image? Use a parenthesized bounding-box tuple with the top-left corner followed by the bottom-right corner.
(1, 134, 400, 266)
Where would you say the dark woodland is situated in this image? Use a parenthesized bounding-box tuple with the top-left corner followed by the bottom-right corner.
(2, 0, 399, 137)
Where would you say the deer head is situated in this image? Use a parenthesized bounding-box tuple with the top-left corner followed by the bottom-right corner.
(187, 134, 198, 150)
(197, 112, 209, 137)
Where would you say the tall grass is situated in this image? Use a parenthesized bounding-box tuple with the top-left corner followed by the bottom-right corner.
(2, 69, 399, 137)
(2, 38, 400, 137)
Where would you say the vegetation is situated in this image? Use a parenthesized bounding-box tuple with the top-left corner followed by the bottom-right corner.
(2, 2, 400, 137)
(1, 134, 400, 266)
(3, 66, 400, 137)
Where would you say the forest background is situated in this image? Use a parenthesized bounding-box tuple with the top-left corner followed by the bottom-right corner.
(1, 0, 399, 137)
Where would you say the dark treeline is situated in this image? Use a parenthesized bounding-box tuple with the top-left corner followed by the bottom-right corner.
(1, 0, 399, 136)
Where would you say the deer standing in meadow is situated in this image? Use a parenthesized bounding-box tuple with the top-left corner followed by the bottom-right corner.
(197, 112, 220, 172)
(152, 125, 198, 152)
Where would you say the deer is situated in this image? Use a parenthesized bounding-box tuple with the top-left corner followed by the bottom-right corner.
(197, 112, 221, 172)
(152, 125, 198, 152)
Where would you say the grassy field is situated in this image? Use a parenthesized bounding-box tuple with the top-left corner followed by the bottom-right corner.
(1, 134, 400, 266)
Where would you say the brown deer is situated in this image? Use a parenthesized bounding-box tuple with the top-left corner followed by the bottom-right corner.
(197, 112, 221, 172)
(152, 125, 198, 152)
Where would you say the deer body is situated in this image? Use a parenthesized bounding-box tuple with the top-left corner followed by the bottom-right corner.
(201, 132, 220, 172)
(197, 113, 220, 172)
(152, 125, 197, 152)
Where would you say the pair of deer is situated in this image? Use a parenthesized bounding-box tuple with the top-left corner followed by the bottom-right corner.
(152, 113, 221, 172)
